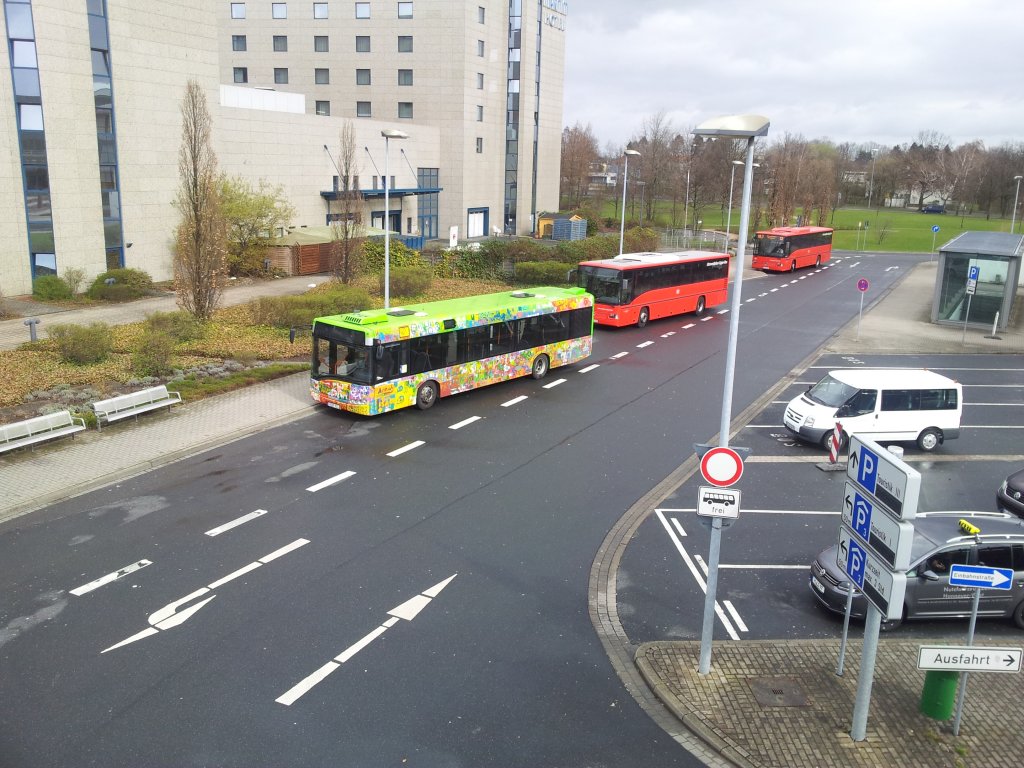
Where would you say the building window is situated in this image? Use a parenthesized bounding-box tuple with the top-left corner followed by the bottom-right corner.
(273, 35, 288, 52)
(356, 68, 371, 85)
(315, 100, 330, 116)
(272, 3, 287, 19)
(478, 6, 485, 23)
(476, 137, 483, 153)
(232, 34, 247, 51)
(356, 35, 370, 52)
(313, 2, 328, 18)
(398, 102, 413, 119)
(398, 2, 413, 17)
(356, 101, 372, 117)
(233, 67, 248, 83)
(476, 105, 483, 121)
(274, 68, 289, 84)
(315, 68, 330, 84)
(398, 35, 412, 52)
(477, 40, 484, 57)
(355, 2, 370, 18)
(398, 69, 413, 86)
(314, 35, 329, 52)
(231, 2, 246, 19)
(476, 72, 483, 89)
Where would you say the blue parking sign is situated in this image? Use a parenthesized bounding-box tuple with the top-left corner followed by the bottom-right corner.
(854, 445, 878, 495)
(845, 538, 867, 588)
(851, 492, 872, 540)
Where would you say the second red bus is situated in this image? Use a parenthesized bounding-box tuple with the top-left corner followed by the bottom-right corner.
(576, 250, 730, 327)
(751, 226, 833, 272)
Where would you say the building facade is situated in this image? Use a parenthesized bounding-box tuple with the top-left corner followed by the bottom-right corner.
(1, 0, 567, 296)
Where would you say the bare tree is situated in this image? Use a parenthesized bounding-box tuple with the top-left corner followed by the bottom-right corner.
(560, 123, 600, 209)
(173, 80, 225, 321)
(330, 120, 365, 283)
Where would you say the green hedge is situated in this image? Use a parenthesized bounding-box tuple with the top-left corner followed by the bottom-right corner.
(383, 265, 433, 299)
(514, 261, 574, 286)
(249, 285, 372, 328)
(86, 267, 154, 301)
(47, 322, 113, 365)
(33, 275, 72, 301)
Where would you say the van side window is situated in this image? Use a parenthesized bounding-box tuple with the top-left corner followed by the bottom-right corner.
(845, 389, 877, 416)
(881, 389, 914, 411)
(920, 388, 958, 410)
(978, 545, 1015, 570)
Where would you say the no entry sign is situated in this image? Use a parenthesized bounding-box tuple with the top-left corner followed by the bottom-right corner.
(700, 447, 744, 488)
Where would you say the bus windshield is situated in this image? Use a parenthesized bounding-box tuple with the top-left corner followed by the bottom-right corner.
(314, 339, 371, 384)
(754, 236, 786, 256)
(577, 266, 624, 305)
(805, 374, 858, 408)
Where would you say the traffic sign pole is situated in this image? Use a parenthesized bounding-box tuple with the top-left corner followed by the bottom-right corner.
(952, 587, 982, 736)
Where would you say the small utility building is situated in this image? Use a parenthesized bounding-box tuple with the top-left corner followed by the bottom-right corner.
(932, 232, 1023, 332)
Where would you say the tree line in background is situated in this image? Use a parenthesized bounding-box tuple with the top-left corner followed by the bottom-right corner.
(560, 112, 1024, 232)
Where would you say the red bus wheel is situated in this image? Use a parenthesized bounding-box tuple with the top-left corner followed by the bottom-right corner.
(694, 296, 706, 316)
(790, 260, 797, 272)
(637, 307, 650, 328)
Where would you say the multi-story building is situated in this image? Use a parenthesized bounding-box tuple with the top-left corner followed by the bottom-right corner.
(1, 0, 567, 296)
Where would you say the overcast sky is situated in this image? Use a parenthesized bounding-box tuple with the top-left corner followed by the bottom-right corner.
(563, 0, 1023, 152)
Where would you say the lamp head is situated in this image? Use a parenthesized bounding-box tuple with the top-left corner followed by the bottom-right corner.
(1016, 175, 1023, 181)
(693, 114, 770, 139)
(381, 129, 409, 140)
(624, 149, 641, 157)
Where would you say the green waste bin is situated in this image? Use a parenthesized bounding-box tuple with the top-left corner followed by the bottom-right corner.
(919, 670, 959, 720)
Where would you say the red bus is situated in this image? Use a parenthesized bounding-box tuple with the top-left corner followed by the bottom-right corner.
(751, 226, 833, 272)
(576, 251, 730, 327)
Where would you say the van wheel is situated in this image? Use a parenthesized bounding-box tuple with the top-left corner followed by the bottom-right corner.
(820, 429, 846, 451)
(415, 381, 438, 410)
(637, 307, 650, 328)
(694, 296, 706, 316)
(531, 354, 549, 379)
(917, 428, 942, 452)
(1013, 600, 1024, 630)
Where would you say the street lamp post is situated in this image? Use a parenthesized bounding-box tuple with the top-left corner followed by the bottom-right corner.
(619, 149, 640, 255)
(692, 114, 769, 677)
(1012, 175, 1023, 234)
(381, 128, 409, 309)
(866, 147, 878, 210)
(726, 159, 758, 252)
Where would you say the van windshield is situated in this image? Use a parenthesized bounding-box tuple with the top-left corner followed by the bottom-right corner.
(805, 374, 858, 408)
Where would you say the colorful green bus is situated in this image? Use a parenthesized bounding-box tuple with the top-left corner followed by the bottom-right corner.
(310, 287, 594, 415)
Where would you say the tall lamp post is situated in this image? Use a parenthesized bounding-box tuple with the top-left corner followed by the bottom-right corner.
(726, 159, 758, 252)
(381, 128, 408, 309)
(1012, 175, 1023, 234)
(866, 147, 878, 210)
(619, 148, 640, 255)
(692, 114, 769, 677)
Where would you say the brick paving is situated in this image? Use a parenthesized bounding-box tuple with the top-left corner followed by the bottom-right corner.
(637, 639, 1023, 768)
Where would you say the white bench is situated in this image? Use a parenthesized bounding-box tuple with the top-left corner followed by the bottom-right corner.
(0, 410, 87, 454)
(92, 385, 182, 430)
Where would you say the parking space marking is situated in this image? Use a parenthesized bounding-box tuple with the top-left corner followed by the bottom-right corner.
(722, 601, 748, 632)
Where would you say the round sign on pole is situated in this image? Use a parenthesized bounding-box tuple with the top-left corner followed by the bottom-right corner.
(700, 447, 744, 488)
(857, 278, 869, 292)
(932, 225, 940, 233)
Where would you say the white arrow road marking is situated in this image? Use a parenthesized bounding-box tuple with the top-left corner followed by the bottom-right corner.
(70, 559, 152, 596)
(885, 266, 900, 272)
(276, 573, 457, 706)
(102, 539, 310, 653)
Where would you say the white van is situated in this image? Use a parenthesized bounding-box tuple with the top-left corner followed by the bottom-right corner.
(784, 368, 962, 452)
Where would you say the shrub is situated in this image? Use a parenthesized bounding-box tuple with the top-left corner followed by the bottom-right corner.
(514, 261, 574, 286)
(249, 284, 372, 328)
(145, 310, 205, 342)
(62, 267, 88, 296)
(131, 328, 177, 377)
(360, 239, 424, 274)
(47, 322, 113, 365)
(87, 268, 153, 300)
(33, 274, 72, 301)
(383, 266, 433, 298)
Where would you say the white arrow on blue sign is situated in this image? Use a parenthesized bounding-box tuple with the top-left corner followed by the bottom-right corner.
(838, 527, 907, 620)
(949, 564, 1014, 590)
(847, 436, 921, 521)
(841, 482, 915, 570)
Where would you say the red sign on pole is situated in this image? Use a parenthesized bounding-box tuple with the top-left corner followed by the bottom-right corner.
(700, 447, 744, 488)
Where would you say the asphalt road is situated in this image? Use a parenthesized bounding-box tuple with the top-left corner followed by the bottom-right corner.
(0, 253, 932, 767)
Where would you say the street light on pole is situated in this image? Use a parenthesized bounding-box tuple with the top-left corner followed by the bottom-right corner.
(692, 114, 769, 677)
(1012, 175, 1023, 234)
(726, 159, 758, 252)
(381, 128, 408, 309)
(619, 149, 640, 255)
(866, 147, 878, 210)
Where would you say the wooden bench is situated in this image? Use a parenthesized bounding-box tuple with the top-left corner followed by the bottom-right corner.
(0, 410, 87, 454)
(92, 385, 182, 431)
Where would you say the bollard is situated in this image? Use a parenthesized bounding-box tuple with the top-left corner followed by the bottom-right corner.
(23, 317, 40, 342)
(985, 311, 1002, 340)
(887, 445, 904, 460)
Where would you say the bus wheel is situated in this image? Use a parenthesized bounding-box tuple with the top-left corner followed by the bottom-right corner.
(815, 255, 821, 267)
(637, 307, 650, 328)
(790, 260, 797, 272)
(416, 381, 438, 410)
(531, 354, 549, 379)
(917, 428, 942, 451)
(694, 296, 706, 316)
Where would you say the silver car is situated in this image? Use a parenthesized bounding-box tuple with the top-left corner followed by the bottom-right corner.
(810, 511, 1024, 629)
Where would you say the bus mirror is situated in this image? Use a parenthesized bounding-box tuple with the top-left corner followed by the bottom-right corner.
(566, 268, 578, 283)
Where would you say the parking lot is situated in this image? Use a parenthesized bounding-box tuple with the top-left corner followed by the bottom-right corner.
(618, 351, 1024, 645)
